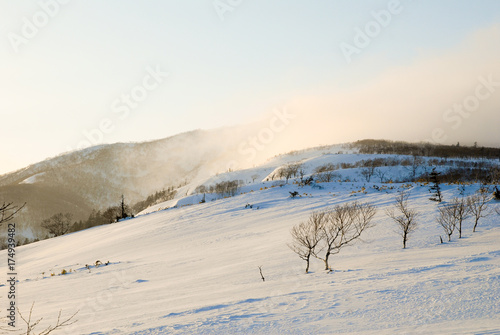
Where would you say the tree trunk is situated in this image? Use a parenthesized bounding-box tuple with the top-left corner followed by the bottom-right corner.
(305, 255, 310, 274)
(473, 219, 479, 232)
(324, 251, 331, 271)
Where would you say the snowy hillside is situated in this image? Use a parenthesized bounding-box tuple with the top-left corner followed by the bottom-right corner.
(0, 127, 267, 239)
(3, 150, 499, 334)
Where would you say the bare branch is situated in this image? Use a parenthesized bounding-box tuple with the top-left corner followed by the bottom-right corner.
(467, 189, 491, 232)
(17, 302, 78, 335)
(258, 266, 265, 282)
(0, 202, 26, 226)
(386, 191, 419, 249)
(314, 202, 376, 271)
(437, 197, 469, 241)
(288, 211, 325, 273)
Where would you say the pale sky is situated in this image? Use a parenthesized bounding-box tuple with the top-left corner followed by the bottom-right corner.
(1, 0, 500, 174)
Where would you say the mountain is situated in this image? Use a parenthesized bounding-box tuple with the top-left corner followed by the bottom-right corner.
(0, 127, 262, 238)
(3, 131, 499, 242)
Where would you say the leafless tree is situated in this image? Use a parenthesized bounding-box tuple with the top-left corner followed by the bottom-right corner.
(314, 163, 336, 174)
(360, 165, 375, 182)
(490, 167, 500, 184)
(467, 190, 491, 232)
(314, 202, 376, 271)
(315, 171, 339, 183)
(18, 302, 78, 335)
(41, 213, 73, 237)
(289, 211, 325, 273)
(279, 163, 303, 184)
(251, 174, 260, 183)
(437, 199, 469, 241)
(451, 197, 470, 238)
(386, 191, 419, 249)
(0, 202, 25, 226)
(375, 168, 389, 183)
(405, 155, 425, 181)
(437, 204, 456, 242)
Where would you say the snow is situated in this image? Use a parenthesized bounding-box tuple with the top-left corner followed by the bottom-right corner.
(19, 172, 45, 185)
(2, 151, 500, 334)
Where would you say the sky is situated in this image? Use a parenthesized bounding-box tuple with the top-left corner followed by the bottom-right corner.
(1, 0, 499, 174)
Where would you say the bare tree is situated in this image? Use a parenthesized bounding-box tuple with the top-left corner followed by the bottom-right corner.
(437, 198, 469, 242)
(451, 197, 470, 238)
(437, 204, 456, 242)
(375, 168, 389, 183)
(288, 211, 325, 273)
(360, 165, 375, 182)
(386, 191, 419, 249)
(0, 202, 25, 226)
(251, 174, 260, 183)
(406, 155, 424, 181)
(279, 163, 303, 184)
(41, 213, 73, 237)
(315, 171, 340, 183)
(18, 302, 78, 335)
(467, 190, 491, 232)
(315, 202, 376, 271)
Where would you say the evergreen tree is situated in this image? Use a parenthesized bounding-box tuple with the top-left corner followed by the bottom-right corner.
(121, 195, 127, 219)
(429, 168, 442, 202)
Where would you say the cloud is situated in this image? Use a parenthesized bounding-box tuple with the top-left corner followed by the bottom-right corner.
(274, 23, 500, 149)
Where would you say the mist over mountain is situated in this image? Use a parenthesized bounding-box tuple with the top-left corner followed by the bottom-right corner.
(0, 125, 269, 238)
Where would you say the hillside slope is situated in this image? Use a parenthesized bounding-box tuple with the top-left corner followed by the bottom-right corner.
(0, 127, 258, 237)
(6, 173, 500, 334)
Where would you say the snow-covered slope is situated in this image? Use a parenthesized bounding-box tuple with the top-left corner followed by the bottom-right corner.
(5, 176, 500, 334)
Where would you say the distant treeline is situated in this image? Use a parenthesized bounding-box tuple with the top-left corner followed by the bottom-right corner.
(71, 187, 177, 232)
(131, 187, 176, 214)
(352, 140, 500, 159)
(195, 180, 244, 197)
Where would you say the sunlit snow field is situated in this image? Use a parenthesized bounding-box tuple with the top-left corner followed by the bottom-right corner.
(3, 151, 499, 334)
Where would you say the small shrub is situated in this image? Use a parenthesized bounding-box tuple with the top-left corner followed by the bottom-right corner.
(493, 187, 500, 200)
